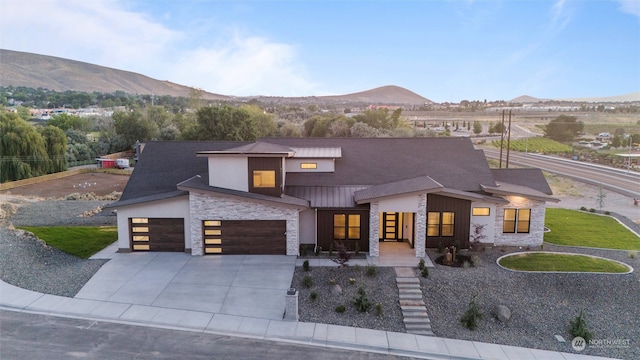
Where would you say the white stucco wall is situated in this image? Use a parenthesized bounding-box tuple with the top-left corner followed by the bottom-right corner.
(189, 192, 302, 256)
(494, 196, 546, 247)
(207, 156, 248, 191)
(114, 196, 191, 251)
(285, 158, 335, 172)
(469, 202, 496, 245)
(377, 193, 421, 213)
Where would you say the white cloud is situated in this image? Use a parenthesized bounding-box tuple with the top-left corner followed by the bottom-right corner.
(0, 0, 318, 96)
(616, 0, 640, 17)
(173, 32, 319, 96)
(550, 0, 574, 31)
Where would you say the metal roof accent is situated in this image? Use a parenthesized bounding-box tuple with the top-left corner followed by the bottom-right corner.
(290, 147, 342, 158)
(285, 186, 368, 208)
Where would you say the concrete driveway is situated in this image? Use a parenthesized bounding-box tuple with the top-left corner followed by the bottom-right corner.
(75, 252, 297, 320)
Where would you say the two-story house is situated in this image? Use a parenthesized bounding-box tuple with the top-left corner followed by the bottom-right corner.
(107, 137, 557, 257)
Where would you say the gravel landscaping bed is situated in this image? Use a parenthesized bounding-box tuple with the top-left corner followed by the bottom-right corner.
(8, 200, 116, 227)
(292, 265, 405, 333)
(0, 226, 108, 297)
(421, 246, 640, 360)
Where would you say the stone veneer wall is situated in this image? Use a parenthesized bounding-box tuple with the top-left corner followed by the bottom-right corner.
(493, 197, 546, 247)
(189, 192, 301, 256)
(414, 194, 427, 257)
(368, 202, 380, 256)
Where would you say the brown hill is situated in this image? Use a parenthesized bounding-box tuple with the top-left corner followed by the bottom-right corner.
(0, 49, 229, 100)
(320, 85, 431, 105)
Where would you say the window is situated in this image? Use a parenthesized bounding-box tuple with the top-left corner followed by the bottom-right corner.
(503, 209, 530, 233)
(472, 207, 490, 216)
(333, 214, 361, 240)
(427, 212, 455, 237)
(203, 220, 223, 254)
(300, 163, 317, 169)
(130, 218, 149, 251)
(253, 170, 276, 188)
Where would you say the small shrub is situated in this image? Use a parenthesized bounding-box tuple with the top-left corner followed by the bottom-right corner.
(463, 261, 471, 268)
(580, 206, 587, 211)
(604, 211, 611, 215)
(421, 267, 429, 278)
(569, 310, 594, 342)
(300, 245, 308, 257)
(437, 241, 444, 254)
(354, 286, 371, 312)
(589, 208, 596, 213)
(375, 303, 383, 316)
(349, 277, 356, 285)
(335, 304, 346, 313)
(460, 295, 483, 330)
(332, 241, 352, 267)
(366, 264, 377, 277)
(418, 258, 425, 270)
(329, 243, 334, 256)
(302, 275, 313, 288)
(354, 242, 360, 255)
(310, 291, 318, 302)
(315, 246, 321, 256)
(303, 259, 310, 271)
(328, 279, 336, 285)
(629, 251, 637, 259)
(470, 255, 481, 267)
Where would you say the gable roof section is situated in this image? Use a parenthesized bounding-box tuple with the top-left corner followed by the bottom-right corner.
(481, 182, 560, 202)
(265, 137, 497, 191)
(354, 175, 442, 203)
(491, 168, 553, 195)
(118, 140, 248, 203)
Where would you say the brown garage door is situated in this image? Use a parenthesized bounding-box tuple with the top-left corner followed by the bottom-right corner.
(203, 220, 286, 255)
(130, 218, 185, 252)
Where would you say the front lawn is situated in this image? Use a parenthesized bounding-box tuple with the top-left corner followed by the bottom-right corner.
(544, 208, 640, 250)
(498, 252, 631, 273)
(18, 226, 117, 259)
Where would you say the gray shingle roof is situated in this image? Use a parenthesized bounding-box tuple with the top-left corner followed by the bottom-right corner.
(490, 168, 553, 195)
(353, 176, 442, 202)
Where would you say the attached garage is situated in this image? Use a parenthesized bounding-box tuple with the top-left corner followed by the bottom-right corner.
(130, 218, 185, 252)
(202, 220, 286, 255)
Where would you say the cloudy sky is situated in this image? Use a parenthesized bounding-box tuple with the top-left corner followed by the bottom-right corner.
(1, 0, 638, 102)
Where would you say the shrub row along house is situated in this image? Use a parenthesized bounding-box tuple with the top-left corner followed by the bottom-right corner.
(106, 137, 558, 257)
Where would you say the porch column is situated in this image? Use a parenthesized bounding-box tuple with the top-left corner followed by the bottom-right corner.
(415, 194, 426, 257)
(369, 201, 380, 257)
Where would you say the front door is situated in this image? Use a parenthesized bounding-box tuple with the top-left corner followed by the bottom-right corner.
(383, 212, 400, 241)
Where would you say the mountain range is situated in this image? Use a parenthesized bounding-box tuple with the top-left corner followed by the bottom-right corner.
(1, 49, 637, 104)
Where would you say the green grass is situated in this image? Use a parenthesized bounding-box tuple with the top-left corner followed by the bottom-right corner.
(19, 226, 117, 259)
(545, 208, 640, 250)
(499, 253, 629, 273)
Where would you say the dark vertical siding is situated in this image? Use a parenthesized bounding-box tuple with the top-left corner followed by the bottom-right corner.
(317, 208, 369, 252)
(426, 194, 471, 249)
(130, 218, 185, 252)
(248, 157, 283, 197)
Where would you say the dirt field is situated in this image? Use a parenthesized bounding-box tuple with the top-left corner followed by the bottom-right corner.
(0, 173, 129, 199)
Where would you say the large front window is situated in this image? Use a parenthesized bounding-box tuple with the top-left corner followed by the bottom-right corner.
(333, 214, 361, 240)
(503, 209, 531, 233)
(253, 170, 276, 188)
(427, 211, 454, 237)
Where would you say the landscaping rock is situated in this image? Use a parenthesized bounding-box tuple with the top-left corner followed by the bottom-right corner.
(331, 284, 343, 295)
(494, 305, 511, 322)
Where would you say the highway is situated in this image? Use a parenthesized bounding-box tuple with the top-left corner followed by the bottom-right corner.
(480, 147, 640, 198)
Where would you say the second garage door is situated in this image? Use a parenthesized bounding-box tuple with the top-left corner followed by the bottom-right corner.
(203, 220, 286, 255)
(130, 218, 185, 252)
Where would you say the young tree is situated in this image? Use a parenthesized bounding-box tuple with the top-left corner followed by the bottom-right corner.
(473, 121, 483, 134)
(241, 104, 278, 137)
(113, 109, 157, 146)
(0, 113, 50, 182)
(39, 125, 68, 173)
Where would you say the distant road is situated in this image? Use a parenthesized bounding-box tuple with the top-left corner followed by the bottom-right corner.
(480, 148, 640, 198)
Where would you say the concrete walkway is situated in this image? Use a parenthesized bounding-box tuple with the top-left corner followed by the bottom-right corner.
(0, 247, 618, 359)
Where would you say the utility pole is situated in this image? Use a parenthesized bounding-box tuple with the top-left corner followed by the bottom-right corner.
(499, 110, 505, 169)
(506, 110, 512, 168)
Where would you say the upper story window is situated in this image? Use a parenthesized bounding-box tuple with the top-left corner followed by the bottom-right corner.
(472, 207, 490, 216)
(300, 163, 317, 169)
(252, 170, 276, 188)
(503, 209, 531, 233)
